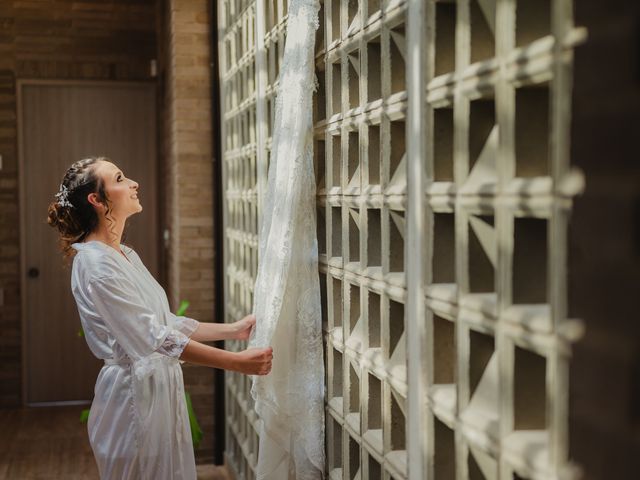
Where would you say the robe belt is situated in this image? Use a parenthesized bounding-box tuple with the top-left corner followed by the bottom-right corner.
(104, 357, 131, 366)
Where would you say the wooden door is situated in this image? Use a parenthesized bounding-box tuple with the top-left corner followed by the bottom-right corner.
(19, 81, 158, 404)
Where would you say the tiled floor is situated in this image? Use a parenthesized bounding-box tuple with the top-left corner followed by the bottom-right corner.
(0, 406, 231, 479)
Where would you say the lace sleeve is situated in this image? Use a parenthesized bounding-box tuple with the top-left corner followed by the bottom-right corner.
(156, 330, 191, 358)
(170, 315, 200, 338)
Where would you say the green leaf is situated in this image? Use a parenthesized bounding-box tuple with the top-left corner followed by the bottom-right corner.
(80, 408, 90, 423)
(176, 300, 190, 317)
(77, 327, 85, 337)
(184, 391, 203, 449)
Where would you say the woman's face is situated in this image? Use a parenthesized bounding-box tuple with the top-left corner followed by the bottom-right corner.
(90, 160, 142, 219)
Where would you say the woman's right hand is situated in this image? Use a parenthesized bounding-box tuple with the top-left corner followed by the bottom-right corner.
(232, 347, 273, 375)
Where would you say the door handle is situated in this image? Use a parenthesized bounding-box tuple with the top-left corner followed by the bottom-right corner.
(27, 267, 39, 278)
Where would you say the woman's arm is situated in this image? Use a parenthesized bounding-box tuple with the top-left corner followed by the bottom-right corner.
(189, 314, 255, 343)
(179, 338, 272, 375)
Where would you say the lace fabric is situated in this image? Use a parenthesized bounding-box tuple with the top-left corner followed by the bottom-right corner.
(171, 315, 200, 337)
(132, 331, 190, 381)
(248, 1, 324, 479)
(158, 330, 191, 358)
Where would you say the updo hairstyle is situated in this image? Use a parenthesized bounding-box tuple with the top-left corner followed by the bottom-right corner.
(47, 156, 115, 261)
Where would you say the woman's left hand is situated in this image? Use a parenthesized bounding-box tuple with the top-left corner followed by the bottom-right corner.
(230, 314, 256, 341)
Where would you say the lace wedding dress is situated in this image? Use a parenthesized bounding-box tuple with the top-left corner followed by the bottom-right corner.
(248, 1, 324, 479)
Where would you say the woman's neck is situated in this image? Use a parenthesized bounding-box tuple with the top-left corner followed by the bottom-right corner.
(85, 223, 124, 249)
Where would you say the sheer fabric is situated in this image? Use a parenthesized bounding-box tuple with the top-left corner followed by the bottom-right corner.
(248, 1, 325, 479)
(71, 240, 200, 480)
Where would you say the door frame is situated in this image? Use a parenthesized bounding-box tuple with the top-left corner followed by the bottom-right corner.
(17, 79, 160, 406)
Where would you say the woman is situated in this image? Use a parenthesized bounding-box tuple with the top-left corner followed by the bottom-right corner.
(47, 156, 272, 480)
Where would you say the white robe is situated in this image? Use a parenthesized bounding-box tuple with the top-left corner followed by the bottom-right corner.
(70, 240, 200, 480)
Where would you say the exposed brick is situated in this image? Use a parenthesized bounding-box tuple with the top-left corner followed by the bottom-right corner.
(161, 0, 217, 464)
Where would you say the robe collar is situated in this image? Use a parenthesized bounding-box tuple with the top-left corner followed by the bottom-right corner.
(71, 240, 134, 265)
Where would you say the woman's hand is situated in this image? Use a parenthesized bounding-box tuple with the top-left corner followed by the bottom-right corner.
(178, 339, 272, 374)
(229, 313, 256, 341)
(232, 346, 273, 375)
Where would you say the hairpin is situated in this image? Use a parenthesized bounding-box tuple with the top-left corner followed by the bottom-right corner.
(55, 184, 74, 208)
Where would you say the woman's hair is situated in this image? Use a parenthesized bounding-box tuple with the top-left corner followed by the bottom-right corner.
(47, 156, 119, 261)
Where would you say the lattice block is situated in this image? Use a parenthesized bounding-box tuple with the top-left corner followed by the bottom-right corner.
(331, 58, 342, 115)
(513, 345, 547, 431)
(367, 290, 382, 349)
(315, 72, 327, 122)
(347, 51, 361, 110)
(468, 444, 498, 480)
(386, 298, 406, 391)
(389, 24, 406, 96)
(317, 205, 327, 255)
(514, 82, 550, 178)
(366, 0, 381, 21)
(364, 372, 383, 451)
(330, 347, 344, 406)
(386, 119, 406, 193)
(366, 452, 383, 480)
(329, 275, 344, 332)
(512, 217, 548, 305)
(366, 36, 382, 102)
(347, 434, 362, 479)
(315, 138, 326, 190)
(386, 209, 405, 276)
(329, 0, 340, 44)
(515, 0, 552, 48)
(434, 416, 456, 479)
(434, 106, 455, 182)
(469, 0, 496, 64)
(328, 416, 343, 478)
(316, 1, 326, 54)
(366, 122, 381, 187)
(467, 214, 497, 298)
(385, 386, 408, 478)
(463, 95, 497, 196)
(345, 129, 361, 191)
(435, 1, 456, 77)
(365, 209, 382, 270)
(461, 328, 499, 450)
(319, 272, 329, 331)
(330, 130, 342, 188)
(346, 207, 361, 265)
(345, 282, 364, 353)
(433, 212, 456, 284)
(433, 314, 456, 385)
(347, 0, 360, 36)
(330, 205, 343, 259)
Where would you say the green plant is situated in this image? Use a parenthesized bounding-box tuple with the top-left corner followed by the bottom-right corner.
(185, 391, 204, 448)
(79, 299, 204, 450)
(176, 300, 190, 317)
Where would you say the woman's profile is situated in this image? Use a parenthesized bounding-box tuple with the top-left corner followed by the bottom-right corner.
(46, 156, 273, 480)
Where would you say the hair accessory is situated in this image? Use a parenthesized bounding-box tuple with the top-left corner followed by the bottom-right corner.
(55, 183, 73, 208)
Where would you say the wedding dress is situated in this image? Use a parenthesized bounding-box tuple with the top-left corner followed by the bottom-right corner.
(248, 0, 325, 479)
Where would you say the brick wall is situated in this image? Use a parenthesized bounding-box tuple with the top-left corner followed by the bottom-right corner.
(0, 0, 156, 408)
(157, 0, 218, 464)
